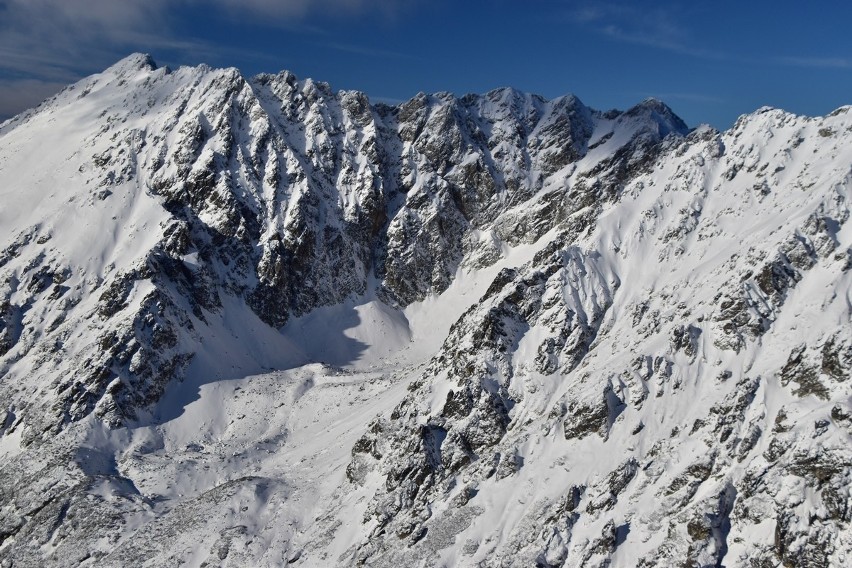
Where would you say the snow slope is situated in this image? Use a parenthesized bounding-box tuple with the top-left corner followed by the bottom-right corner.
(0, 55, 850, 567)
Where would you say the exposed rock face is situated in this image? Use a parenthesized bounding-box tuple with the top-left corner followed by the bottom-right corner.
(331, 108, 852, 566)
(0, 55, 850, 567)
(0, 55, 685, 445)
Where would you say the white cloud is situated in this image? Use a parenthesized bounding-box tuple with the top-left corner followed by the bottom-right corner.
(568, 2, 852, 72)
(0, 0, 171, 77)
(567, 3, 723, 60)
(0, 0, 414, 117)
(213, 0, 414, 20)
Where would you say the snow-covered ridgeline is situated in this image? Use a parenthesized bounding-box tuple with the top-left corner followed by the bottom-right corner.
(0, 53, 685, 442)
(0, 54, 850, 567)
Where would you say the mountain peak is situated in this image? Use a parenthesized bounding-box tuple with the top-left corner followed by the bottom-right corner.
(624, 97, 690, 136)
(0, 55, 850, 568)
(106, 52, 159, 74)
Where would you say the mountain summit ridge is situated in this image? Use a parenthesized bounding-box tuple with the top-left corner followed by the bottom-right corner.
(0, 55, 850, 567)
(0, 52, 689, 436)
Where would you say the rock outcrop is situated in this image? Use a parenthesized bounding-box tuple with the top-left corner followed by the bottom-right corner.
(0, 55, 850, 567)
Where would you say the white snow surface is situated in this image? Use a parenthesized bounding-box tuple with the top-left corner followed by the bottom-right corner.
(0, 55, 850, 567)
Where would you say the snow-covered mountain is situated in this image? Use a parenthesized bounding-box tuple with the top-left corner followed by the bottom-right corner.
(0, 54, 849, 567)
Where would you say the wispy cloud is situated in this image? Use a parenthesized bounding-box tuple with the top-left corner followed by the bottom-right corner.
(568, 1, 852, 76)
(777, 56, 852, 69)
(599, 24, 726, 60)
(567, 2, 727, 61)
(0, 0, 416, 118)
(213, 0, 416, 21)
(0, 0, 171, 80)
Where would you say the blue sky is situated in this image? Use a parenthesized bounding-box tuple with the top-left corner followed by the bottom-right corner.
(0, 0, 850, 128)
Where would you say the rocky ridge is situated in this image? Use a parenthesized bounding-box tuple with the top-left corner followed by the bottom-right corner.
(0, 54, 684, 444)
(0, 55, 850, 567)
(332, 108, 852, 566)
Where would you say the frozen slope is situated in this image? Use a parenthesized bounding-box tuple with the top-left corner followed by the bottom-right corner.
(326, 110, 852, 567)
(0, 54, 686, 447)
(0, 55, 850, 567)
